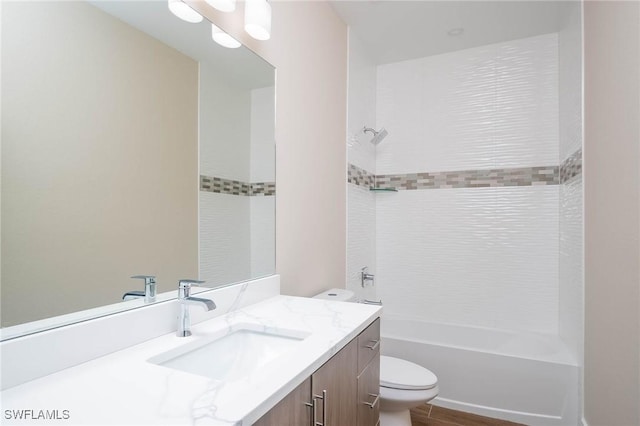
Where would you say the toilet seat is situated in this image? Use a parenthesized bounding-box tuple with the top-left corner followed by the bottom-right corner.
(380, 356, 438, 391)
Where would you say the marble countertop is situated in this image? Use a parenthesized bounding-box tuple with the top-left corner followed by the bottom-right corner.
(1, 295, 381, 425)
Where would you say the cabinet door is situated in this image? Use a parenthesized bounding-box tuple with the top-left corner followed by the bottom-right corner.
(253, 377, 312, 426)
(311, 339, 358, 426)
(357, 318, 380, 373)
(357, 349, 380, 426)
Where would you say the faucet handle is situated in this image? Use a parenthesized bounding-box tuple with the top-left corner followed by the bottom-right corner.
(178, 279, 206, 289)
(131, 275, 156, 282)
(178, 279, 206, 299)
(130, 275, 157, 303)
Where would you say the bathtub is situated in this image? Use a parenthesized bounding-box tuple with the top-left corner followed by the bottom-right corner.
(380, 317, 579, 426)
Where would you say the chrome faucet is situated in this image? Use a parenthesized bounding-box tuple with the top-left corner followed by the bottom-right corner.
(177, 279, 216, 337)
(361, 267, 375, 287)
(123, 275, 157, 303)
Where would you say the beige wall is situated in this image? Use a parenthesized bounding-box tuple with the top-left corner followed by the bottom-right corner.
(584, 1, 640, 424)
(1, 2, 198, 326)
(188, 1, 348, 297)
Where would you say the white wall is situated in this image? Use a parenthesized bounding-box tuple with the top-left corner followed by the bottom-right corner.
(250, 87, 275, 184)
(347, 33, 377, 174)
(199, 193, 251, 286)
(558, 1, 583, 365)
(250, 86, 275, 279)
(347, 32, 378, 301)
(199, 64, 251, 182)
(584, 2, 640, 424)
(375, 34, 560, 334)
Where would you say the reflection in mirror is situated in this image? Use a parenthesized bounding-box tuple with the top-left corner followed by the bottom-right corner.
(1, 0, 275, 336)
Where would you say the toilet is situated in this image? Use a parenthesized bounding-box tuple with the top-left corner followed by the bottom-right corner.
(379, 355, 439, 426)
(313, 289, 439, 426)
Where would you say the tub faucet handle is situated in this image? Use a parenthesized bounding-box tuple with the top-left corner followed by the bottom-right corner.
(361, 267, 375, 287)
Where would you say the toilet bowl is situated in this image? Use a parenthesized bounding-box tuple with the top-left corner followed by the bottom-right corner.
(379, 355, 439, 426)
(312, 289, 439, 426)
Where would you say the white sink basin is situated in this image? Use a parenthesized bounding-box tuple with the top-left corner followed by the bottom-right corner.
(149, 323, 309, 381)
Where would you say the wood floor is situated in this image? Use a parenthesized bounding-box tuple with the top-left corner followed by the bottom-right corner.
(410, 404, 526, 426)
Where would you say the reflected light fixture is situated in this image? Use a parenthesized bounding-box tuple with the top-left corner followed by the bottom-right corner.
(244, 0, 271, 41)
(205, 0, 236, 13)
(168, 0, 203, 23)
(211, 23, 241, 48)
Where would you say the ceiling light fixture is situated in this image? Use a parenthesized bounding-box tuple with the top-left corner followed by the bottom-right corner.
(205, 0, 236, 13)
(211, 23, 241, 48)
(168, 0, 203, 23)
(244, 0, 271, 41)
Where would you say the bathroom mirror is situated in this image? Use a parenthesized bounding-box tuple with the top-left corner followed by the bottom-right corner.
(1, 0, 275, 336)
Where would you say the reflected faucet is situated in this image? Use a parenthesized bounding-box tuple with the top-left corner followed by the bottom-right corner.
(123, 275, 157, 303)
(177, 279, 216, 337)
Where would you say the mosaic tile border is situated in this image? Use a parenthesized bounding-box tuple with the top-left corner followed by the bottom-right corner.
(200, 175, 275, 196)
(377, 166, 559, 190)
(348, 164, 560, 190)
(348, 163, 375, 188)
(560, 149, 582, 183)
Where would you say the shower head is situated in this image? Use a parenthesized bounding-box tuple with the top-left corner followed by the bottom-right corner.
(363, 126, 388, 145)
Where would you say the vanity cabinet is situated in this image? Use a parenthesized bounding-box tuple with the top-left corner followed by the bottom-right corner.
(254, 318, 380, 426)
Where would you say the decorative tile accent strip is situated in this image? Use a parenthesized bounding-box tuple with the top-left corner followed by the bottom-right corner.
(560, 149, 582, 183)
(376, 166, 558, 190)
(250, 182, 276, 196)
(348, 163, 375, 188)
(347, 163, 559, 191)
(200, 175, 275, 196)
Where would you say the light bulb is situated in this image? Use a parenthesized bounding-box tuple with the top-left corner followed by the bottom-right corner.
(168, 0, 203, 23)
(204, 0, 236, 13)
(211, 23, 241, 49)
(244, 0, 271, 41)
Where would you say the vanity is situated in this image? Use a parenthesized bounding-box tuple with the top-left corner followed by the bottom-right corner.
(0, 277, 381, 425)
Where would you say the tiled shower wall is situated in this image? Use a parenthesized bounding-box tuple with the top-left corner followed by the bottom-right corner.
(346, 32, 378, 301)
(347, 28, 582, 340)
(375, 33, 561, 334)
(558, 3, 584, 363)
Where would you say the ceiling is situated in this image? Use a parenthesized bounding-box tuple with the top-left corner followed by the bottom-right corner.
(330, 1, 576, 64)
(89, 0, 274, 90)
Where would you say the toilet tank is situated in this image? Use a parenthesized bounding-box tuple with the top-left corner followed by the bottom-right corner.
(312, 288, 356, 302)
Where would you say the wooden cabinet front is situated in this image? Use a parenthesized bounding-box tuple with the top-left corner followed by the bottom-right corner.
(253, 377, 312, 426)
(357, 350, 380, 426)
(311, 339, 358, 426)
(254, 318, 380, 426)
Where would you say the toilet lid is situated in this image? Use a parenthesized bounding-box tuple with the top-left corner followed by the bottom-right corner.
(380, 356, 438, 390)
